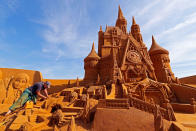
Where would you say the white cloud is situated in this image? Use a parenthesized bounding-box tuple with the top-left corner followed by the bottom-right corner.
(34, 0, 96, 60)
(136, 0, 161, 16)
(157, 12, 196, 38)
(141, 0, 196, 31)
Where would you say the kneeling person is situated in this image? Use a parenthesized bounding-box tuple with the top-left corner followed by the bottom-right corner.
(5, 81, 51, 116)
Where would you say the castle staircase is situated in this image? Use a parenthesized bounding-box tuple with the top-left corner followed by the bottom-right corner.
(56, 106, 84, 127)
(61, 107, 84, 121)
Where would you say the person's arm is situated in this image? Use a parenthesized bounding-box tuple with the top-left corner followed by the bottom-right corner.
(36, 90, 47, 99)
(43, 89, 49, 98)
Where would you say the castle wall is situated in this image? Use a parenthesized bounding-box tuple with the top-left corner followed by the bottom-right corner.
(43, 79, 82, 94)
(84, 59, 99, 83)
(84, 68, 98, 82)
(99, 59, 112, 83)
(93, 108, 155, 131)
(179, 75, 196, 85)
(170, 83, 196, 103)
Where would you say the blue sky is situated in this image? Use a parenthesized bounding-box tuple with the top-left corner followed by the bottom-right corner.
(0, 0, 196, 79)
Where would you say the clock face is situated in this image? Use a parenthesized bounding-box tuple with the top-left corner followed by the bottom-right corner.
(127, 51, 141, 63)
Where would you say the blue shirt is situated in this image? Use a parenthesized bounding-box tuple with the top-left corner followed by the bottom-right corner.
(28, 82, 45, 95)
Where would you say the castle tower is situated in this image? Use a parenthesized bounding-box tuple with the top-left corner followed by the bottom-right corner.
(115, 5, 127, 34)
(149, 36, 178, 83)
(84, 42, 100, 83)
(131, 16, 143, 44)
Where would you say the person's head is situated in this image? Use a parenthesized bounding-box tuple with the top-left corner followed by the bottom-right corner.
(13, 73, 30, 89)
(43, 81, 51, 89)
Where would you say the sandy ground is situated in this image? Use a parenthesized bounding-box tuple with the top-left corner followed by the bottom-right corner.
(187, 84, 196, 88)
(175, 112, 196, 130)
(0, 104, 11, 115)
(2, 103, 196, 131)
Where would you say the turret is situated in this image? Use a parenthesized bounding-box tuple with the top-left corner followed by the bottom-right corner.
(115, 5, 127, 34)
(84, 42, 100, 83)
(131, 16, 143, 44)
(149, 36, 169, 55)
(149, 36, 178, 83)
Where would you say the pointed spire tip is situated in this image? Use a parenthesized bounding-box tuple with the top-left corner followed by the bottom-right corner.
(132, 16, 136, 25)
(118, 5, 124, 19)
(92, 42, 95, 50)
(152, 35, 156, 45)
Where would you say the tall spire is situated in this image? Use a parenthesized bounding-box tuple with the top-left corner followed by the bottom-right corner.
(118, 5, 124, 19)
(132, 16, 136, 25)
(149, 35, 169, 55)
(116, 5, 127, 33)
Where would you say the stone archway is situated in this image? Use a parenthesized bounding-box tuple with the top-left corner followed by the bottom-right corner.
(143, 84, 168, 106)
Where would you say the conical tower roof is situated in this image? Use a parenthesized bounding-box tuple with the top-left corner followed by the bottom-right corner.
(149, 36, 169, 55)
(84, 42, 100, 62)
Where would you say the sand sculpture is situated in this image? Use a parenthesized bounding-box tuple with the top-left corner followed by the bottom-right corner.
(1, 5, 196, 131)
(3, 73, 30, 104)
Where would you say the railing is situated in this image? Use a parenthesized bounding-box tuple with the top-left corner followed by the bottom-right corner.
(98, 99, 130, 109)
(129, 95, 170, 120)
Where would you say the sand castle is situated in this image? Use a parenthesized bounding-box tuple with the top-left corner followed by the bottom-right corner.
(0, 6, 196, 131)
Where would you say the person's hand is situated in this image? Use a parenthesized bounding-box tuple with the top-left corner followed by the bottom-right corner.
(46, 96, 50, 99)
(40, 97, 47, 101)
(44, 96, 47, 100)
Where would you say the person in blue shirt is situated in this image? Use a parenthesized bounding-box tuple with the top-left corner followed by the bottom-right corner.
(5, 81, 51, 116)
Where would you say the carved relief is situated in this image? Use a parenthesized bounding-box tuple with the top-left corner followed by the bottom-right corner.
(126, 51, 141, 63)
(4, 73, 30, 104)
